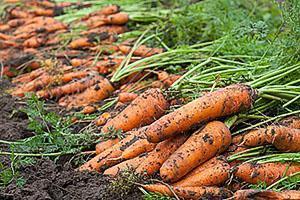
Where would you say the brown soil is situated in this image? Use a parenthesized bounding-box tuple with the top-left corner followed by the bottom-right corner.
(0, 79, 143, 200)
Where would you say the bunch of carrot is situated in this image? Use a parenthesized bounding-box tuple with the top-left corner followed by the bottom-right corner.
(6, 3, 165, 113)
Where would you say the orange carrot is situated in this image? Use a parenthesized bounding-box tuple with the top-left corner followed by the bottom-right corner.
(101, 88, 169, 133)
(58, 78, 114, 108)
(238, 125, 300, 152)
(69, 38, 94, 49)
(234, 189, 300, 200)
(79, 128, 145, 172)
(95, 138, 120, 154)
(173, 157, 230, 187)
(136, 134, 188, 176)
(81, 5, 120, 20)
(268, 126, 300, 152)
(280, 116, 300, 129)
(118, 92, 138, 103)
(7, 19, 26, 27)
(95, 112, 111, 126)
(81, 25, 128, 35)
(103, 13, 129, 25)
(120, 134, 156, 160)
(160, 121, 231, 183)
(33, 8, 55, 17)
(234, 162, 300, 185)
(81, 105, 97, 114)
(103, 154, 147, 177)
(0, 24, 10, 32)
(141, 184, 232, 200)
(37, 74, 102, 99)
(12, 67, 44, 84)
(145, 84, 256, 143)
(23, 36, 45, 48)
(12, 70, 90, 97)
(119, 45, 163, 57)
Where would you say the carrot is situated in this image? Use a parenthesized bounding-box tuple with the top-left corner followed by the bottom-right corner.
(157, 71, 181, 87)
(173, 157, 230, 187)
(27, 61, 41, 70)
(70, 58, 89, 67)
(145, 84, 256, 143)
(141, 184, 232, 200)
(81, 105, 96, 114)
(234, 189, 300, 200)
(95, 138, 120, 154)
(238, 125, 300, 152)
(0, 33, 13, 40)
(81, 5, 120, 20)
(120, 135, 157, 160)
(136, 134, 188, 176)
(268, 126, 300, 152)
(2, 66, 16, 77)
(10, 8, 33, 18)
(33, 8, 55, 17)
(7, 19, 26, 28)
(69, 38, 94, 49)
(234, 162, 300, 185)
(280, 116, 300, 129)
(119, 45, 164, 57)
(95, 112, 111, 126)
(12, 70, 90, 97)
(79, 128, 145, 172)
(101, 88, 169, 133)
(118, 92, 138, 103)
(81, 25, 128, 35)
(0, 24, 10, 32)
(160, 121, 231, 183)
(103, 13, 129, 25)
(12, 67, 44, 84)
(37, 75, 102, 99)
(23, 36, 45, 48)
(103, 154, 147, 177)
(58, 78, 114, 108)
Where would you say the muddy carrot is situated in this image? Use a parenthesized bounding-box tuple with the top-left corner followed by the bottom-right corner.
(81, 105, 97, 114)
(141, 184, 232, 200)
(145, 84, 256, 143)
(12, 67, 44, 84)
(173, 157, 230, 187)
(160, 121, 231, 183)
(103, 154, 147, 177)
(120, 133, 157, 160)
(103, 13, 129, 25)
(79, 128, 145, 172)
(136, 134, 188, 176)
(118, 92, 138, 103)
(119, 45, 163, 57)
(23, 36, 45, 48)
(0, 24, 10, 32)
(280, 116, 300, 129)
(95, 112, 111, 126)
(37, 75, 102, 99)
(234, 189, 300, 200)
(81, 5, 120, 20)
(101, 88, 169, 133)
(95, 138, 120, 154)
(58, 78, 114, 108)
(234, 162, 300, 185)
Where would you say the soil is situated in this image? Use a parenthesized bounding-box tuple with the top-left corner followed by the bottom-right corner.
(0, 78, 144, 200)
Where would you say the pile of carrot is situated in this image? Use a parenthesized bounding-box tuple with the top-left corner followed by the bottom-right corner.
(5, 3, 165, 111)
(76, 83, 300, 199)
(3, 2, 300, 200)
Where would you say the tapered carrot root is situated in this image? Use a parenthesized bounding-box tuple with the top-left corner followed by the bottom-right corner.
(37, 75, 102, 99)
(118, 92, 138, 103)
(119, 45, 164, 57)
(268, 126, 300, 152)
(136, 135, 188, 176)
(145, 84, 256, 143)
(141, 184, 232, 200)
(81, 105, 97, 114)
(58, 78, 114, 108)
(79, 129, 143, 172)
(237, 125, 300, 152)
(160, 121, 231, 182)
(95, 138, 120, 154)
(103, 155, 147, 177)
(82, 5, 120, 20)
(280, 116, 300, 129)
(101, 88, 169, 133)
(69, 38, 94, 49)
(234, 162, 300, 185)
(120, 134, 157, 160)
(103, 13, 129, 25)
(173, 157, 230, 187)
(234, 189, 300, 200)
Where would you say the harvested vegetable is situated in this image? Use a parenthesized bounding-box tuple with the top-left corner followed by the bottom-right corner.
(160, 121, 231, 182)
(145, 84, 256, 143)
